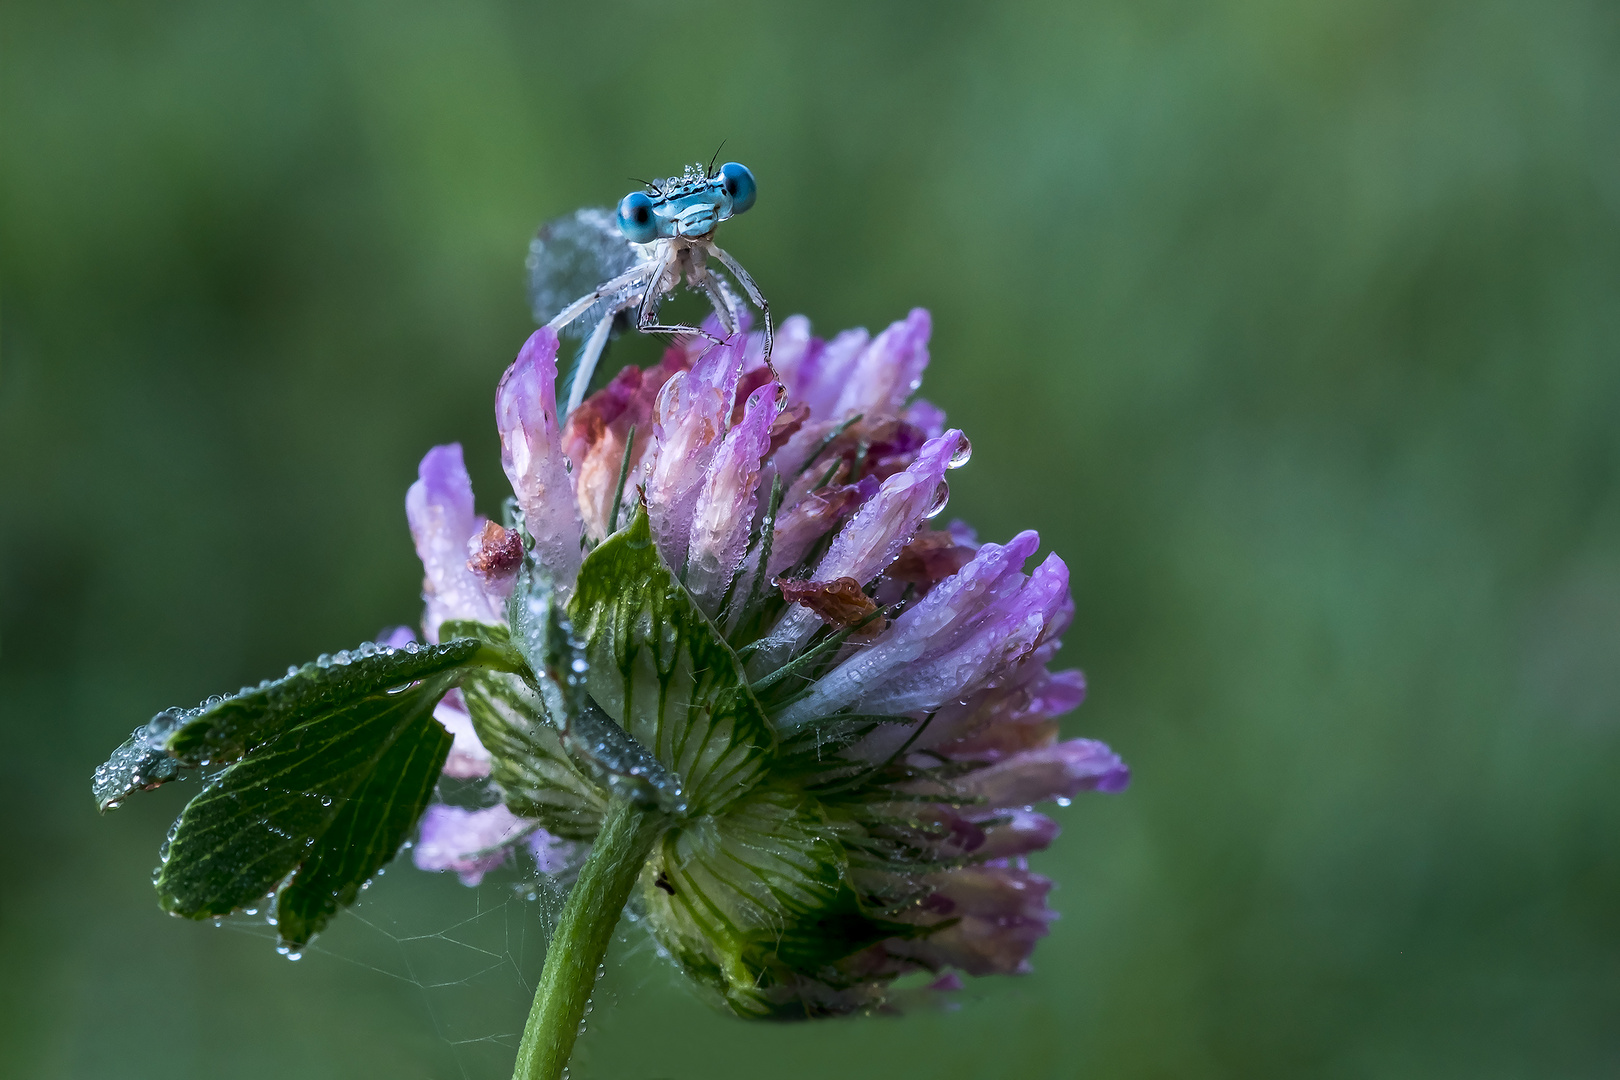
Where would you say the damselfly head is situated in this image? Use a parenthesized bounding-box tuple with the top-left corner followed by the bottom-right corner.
(616, 161, 757, 244)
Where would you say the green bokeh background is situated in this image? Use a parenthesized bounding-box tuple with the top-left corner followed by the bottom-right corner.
(3, 1, 1617, 1076)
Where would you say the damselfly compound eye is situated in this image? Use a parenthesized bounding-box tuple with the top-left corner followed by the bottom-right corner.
(616, 191, 658, 243)
(719, 162, 756, 214)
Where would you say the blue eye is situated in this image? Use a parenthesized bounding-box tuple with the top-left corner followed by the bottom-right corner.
(719, 162, 756, 214)
(616, 191, 658, 243)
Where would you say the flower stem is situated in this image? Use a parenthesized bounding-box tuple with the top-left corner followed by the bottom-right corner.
(512, 799, 665, 1080)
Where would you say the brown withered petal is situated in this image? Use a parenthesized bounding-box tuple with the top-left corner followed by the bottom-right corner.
(767, 401, 811, 453)
(467, 519, 524, 582)
(887, 528, 977, 586)
(775, 575, 886, 635)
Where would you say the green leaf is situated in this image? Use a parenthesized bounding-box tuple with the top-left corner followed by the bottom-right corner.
(638, 787, 910, 1018)
(566, 509, 776, 815)
(91, 637, 524, 947)
(157, 671, 456, 948)
(93, 639, 488, 811)
(443, 619, 610, 841)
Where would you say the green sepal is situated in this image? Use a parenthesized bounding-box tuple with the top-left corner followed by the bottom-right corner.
(567, 508, 776, 815)
(442, 619, 609, 841)
(638, 787, 916, 1018)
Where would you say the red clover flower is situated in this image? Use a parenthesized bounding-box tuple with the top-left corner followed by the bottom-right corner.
(92, 307, 1127, 1080)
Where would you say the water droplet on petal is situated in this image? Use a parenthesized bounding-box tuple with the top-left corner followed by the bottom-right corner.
(947, 436, 972, 469)
(924, 480, 950, 519)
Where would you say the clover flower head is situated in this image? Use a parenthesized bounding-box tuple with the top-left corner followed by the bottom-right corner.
(406, 308, 1129, 1015)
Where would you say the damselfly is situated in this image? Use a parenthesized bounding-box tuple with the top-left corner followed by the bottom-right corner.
(527, 158, 771, 415)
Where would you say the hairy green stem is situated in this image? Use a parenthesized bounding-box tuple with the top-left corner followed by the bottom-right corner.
(512, 799, 665, 1080)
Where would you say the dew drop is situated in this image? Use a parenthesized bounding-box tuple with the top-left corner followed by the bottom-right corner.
(244, 907, 258, 916)
(924, 480, 950, 519)
(596, 963, 606, 980)
(947, 436, 972, 469)
(1054, 796, 1072, 807)
(287, 952, 301, 961)
(319, 796, 332, 807)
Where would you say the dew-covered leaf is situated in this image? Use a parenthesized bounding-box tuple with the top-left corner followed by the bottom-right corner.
(93, 638, 495, 811)
(639, 788, 911, 1018)
(156, 670, 457, 947)
(567, 508, 776, 814)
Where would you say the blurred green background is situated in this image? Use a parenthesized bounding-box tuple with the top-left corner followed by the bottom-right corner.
(4, 0, 1618, 1076)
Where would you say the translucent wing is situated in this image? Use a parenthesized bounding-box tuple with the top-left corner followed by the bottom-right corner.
(525, 208, 648, 337)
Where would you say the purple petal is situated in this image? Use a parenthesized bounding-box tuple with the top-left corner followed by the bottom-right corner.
(756, 430, 965, 667)
(887, 866, 1056, 976)
(412, 804, 532, 887)
(496, 328, 584, 591)
(1035, 668, 1087, 717)
(928, 662, 1086, 758)
(788, 326, 868, 421)
(832, 309, 931, 419)
(928, 864, 1053, 921)
(975, 810, 1062, 859)
(432, 690, 491, 779)
(646, 335, 745, 571)
(814, 430, 964, 586)
(905, 399, 947, 439)
(764, 477, 879, 580)
(957, 738, 1131, 808)
(686, 385, 777, 614)
(527, 829, 580, 876)
(773, 529, 1041, 727)
(405, 444, 505, 644)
